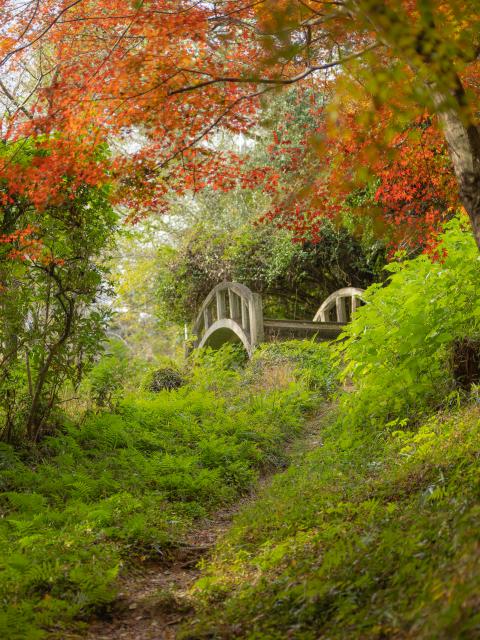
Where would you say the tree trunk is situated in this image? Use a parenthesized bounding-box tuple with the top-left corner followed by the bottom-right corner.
(26, 297, 75, 441)
(433, 82, 480, 250)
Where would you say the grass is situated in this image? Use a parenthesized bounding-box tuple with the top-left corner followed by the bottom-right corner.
(186, 400, 480, 639)
(174, 221, 480, 639)
(0, 343, 333, 640)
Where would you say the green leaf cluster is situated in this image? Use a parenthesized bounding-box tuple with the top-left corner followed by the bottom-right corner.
(337, 214, 480, 429)
(0, 343, 330, 638)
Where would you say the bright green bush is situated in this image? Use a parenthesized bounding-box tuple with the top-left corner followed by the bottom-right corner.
(86, 340, 131, 409)
(188, 404, 480, 640)
(0, 343, 327, 639)
(337, 215, 480, 429)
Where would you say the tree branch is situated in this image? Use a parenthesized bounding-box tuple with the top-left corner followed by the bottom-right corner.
(168, 43, 381, 96)
(0, 79, 33, 119)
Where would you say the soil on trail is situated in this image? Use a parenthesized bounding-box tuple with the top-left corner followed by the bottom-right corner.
(85, 505, 237, 640)
(85, 410, 329, 640)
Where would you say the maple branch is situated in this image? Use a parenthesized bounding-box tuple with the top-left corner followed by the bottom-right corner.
(0, 79, 33, 119)
(16, 0, 41, 42)
(158, 86, 275, 170)
(57, 0, 207, 22)
(82, 0, 145, 84)
(168, 43, 381, 96)
(92, 69, 184, 107)
(210, 3, 343, 36)
(208, 0, 269, 20)
(0, 0, 86, 68)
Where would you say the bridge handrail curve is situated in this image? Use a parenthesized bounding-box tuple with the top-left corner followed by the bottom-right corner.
(190, 282, 365, 356)
(313, 286, 365, 323)
(192, 281, 264, 351)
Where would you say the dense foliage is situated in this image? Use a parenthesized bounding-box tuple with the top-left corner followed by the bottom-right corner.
(2, 1, 480, 250)
(338, 215, 480, 429)
(109, 221, 182, 361)
(0, 342, 332, 639)
(0, 144, 117, 442)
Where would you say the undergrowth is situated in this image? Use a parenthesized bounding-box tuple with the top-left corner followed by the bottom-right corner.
(183, 216, 480, 640)
(338, 215, 480, 429)
(0, 342, 332, 639)
(187, 403, 480, 639)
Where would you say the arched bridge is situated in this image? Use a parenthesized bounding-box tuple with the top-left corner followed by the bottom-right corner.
(191, 282, 364, 357)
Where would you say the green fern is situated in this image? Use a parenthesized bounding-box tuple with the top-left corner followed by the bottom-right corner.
(0, 342, 326, 638)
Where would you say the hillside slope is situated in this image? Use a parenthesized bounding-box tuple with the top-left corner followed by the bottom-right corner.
(186, 403, 480, 639)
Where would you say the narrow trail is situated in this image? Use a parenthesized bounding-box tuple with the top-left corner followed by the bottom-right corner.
(85, 409, 330, 640)
(86, 504, 239, 640)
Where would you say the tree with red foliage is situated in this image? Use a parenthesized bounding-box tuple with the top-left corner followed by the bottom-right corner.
(1, 1, 480, 250)
(252, 95, 459, 252)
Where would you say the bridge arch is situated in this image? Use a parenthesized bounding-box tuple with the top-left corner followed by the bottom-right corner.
(192, 282, 264, 357)
(313, 287, 365, 323)
(191, 283, 365, 357)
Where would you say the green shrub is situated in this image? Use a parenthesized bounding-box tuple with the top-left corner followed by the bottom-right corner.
(146, 367, 185, 392)
(87, 340, 131, 410)
(337, 215, 480, 429)
(0, 344, 328, 638)
(188, 403, 480, 640)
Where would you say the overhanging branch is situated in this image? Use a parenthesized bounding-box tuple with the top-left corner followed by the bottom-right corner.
(168, 43, 381, 97)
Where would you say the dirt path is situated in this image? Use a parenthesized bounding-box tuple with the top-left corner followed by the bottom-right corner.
(85, 505, 238, 640)
(84, 409, 329, 640)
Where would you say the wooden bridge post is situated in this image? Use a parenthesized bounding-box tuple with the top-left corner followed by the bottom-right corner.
(336, 297, 347, 323)
(241, 300, 249, 332)
(203, 307, 212, 330)
(228, 290, 241, 323)
(249, 293, 264, 346)
(351, 295, 359, 314)
(313, 287, 365, 324)
(216, 290, 226, 320)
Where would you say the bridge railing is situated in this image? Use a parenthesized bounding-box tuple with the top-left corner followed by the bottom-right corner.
(190, 283, 365, 356)
(313, 287, 365, 323)
(192, 282, 264, 354)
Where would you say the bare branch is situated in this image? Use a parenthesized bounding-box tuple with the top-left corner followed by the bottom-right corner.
(168, 43, 381, 96)
(0, 79, 33, 119)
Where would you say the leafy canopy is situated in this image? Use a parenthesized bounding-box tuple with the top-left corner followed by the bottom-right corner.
(1, 1, 480, 249)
